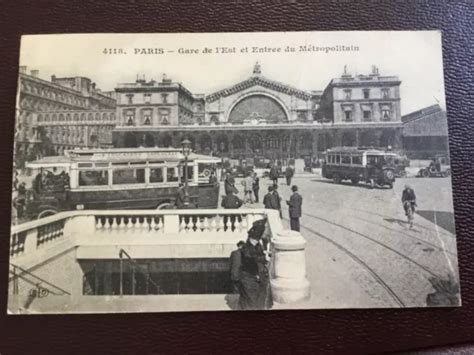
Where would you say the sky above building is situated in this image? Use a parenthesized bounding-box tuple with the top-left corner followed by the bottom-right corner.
(19, 31, 446, 115)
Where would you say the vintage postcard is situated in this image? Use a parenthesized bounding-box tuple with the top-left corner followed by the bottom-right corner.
(8, 31, 460, 314)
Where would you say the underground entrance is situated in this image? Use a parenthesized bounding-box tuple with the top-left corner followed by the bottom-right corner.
(80, 259, 233, 296)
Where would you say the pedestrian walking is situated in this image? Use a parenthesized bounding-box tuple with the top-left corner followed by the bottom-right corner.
(269, 164, 279, 186)
(286, 185, 302, 231)
(252, 172, 260, 203)
(285, 165, 294, 186)
(241, 171, 255, 204)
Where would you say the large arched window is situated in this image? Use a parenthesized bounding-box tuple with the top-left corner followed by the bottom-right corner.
(228, 95, 288, 123)
(232, 135, 244, 150)
(266, 135, 279, 149)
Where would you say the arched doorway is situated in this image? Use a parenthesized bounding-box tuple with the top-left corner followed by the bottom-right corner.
(216, 134, 229, 153)
(124, 133, 138, 148)
(248, 134, 263, 153)
(160, 133, 173, 148)
(228, 94, 288, 123)
(142, 133, 155, 147)
(199, 134, 212, 152)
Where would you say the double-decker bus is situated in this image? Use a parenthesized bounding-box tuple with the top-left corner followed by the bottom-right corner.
(321, 147, 396, 189)
(21, 147, 220, 219)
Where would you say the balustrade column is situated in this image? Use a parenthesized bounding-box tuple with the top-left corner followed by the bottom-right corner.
(270, 230, 310, 303)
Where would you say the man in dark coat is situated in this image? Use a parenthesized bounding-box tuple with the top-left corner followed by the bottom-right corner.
(285, 166, 294, 186)
(272, 185, 282, 219)
(221, 192, 243, 231)
(287, 185, 303, 231)
(252, 172, 260, 203)
(402, 184, 417, 214)
(263, 186, 274, 209)
(229, 240, 245, 293)
(209, 171, 218, 184)
(269, 165, 279, 186)
(238, 224, 273, 310)
(224, 172, 237, 195)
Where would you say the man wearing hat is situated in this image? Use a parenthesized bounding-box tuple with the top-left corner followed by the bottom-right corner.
(238, 220, 273, 310)
(287, 185, 303, 232)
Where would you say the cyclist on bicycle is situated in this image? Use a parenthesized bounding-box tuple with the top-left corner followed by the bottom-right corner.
(402, 184, 417, 228)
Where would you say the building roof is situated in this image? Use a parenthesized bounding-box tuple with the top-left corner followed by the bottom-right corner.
(402, 104, 448, 137)
(205, 74, 314, 102)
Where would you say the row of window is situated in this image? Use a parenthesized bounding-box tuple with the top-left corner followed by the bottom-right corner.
(38, 112, 115, 123)
(21, 80, 88, 107)
(78, 166, 194, 187)
(343, 88, 391, 100)
(343, 107, 392, 122)
(327, 154, 363, 165)
(125, 93, 169, 105)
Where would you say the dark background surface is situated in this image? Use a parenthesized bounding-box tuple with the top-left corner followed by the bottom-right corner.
(0, 0, 472, 353)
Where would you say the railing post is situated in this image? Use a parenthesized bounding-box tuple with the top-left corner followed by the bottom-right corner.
(270, 230, 310, 304)
(24, 228, 38, 255)
(163, 214, 180, 234)
(119, 253, 123, 298)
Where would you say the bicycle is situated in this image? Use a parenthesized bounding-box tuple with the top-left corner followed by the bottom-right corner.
(403, 200, 416, 229)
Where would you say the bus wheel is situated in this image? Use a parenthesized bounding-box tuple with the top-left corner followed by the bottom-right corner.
(37, 209, 57, 219)
(157, 202, 172, 210)
(333, 174, 341, 184)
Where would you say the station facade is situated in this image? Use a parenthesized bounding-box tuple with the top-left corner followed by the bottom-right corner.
(113, 63, 403, 162)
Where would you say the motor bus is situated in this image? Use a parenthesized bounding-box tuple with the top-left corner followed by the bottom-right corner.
(321, 147, 396, 188)
(21, 147, 220, 219)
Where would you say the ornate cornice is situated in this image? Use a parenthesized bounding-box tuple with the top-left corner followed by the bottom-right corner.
(205, 75, 313, 102)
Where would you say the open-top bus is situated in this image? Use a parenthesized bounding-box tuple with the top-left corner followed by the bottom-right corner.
(322, 147, 396, 188)
(21, 147, 220, 219)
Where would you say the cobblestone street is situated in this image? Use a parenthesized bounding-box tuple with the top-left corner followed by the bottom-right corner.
(232, 172, 459, 308)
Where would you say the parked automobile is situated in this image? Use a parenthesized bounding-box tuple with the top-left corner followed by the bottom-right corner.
(417, 155, 451, 178)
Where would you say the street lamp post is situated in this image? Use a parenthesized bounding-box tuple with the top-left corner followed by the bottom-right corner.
(181, 139, 192, 207)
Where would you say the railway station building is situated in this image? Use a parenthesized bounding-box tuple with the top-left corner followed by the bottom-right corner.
(112, 63, 403, 163)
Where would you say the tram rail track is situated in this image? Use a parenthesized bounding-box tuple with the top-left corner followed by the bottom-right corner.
(296, 222, 406, 308)
(301, 212, 442, 279)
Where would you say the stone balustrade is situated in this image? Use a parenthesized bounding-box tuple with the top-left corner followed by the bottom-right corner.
(10, 208, 310, 304)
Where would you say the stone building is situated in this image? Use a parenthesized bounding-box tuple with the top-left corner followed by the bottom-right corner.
(113, 63, 403, 163)
(402, 104, 449, 158)
(15, 67, 116, 166)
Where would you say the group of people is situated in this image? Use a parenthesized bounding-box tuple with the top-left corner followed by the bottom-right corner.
(268, 164, 294, 187)
(229, 219, 273, 310)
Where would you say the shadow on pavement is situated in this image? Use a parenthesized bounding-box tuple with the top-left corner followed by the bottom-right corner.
(383, 218, 407, 228)
(416, 210, 456, 234)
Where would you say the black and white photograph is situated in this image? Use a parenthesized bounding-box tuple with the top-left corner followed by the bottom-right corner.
(8, 31, 460, 314)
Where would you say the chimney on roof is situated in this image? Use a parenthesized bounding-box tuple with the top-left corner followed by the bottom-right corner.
(51, 75, 56, 82)
(19, 66, 27, 74)
(30, 70, 39, 77)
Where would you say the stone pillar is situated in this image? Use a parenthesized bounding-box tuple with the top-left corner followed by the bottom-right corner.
(355, 129, 360, 147)
(311, 131, 318, 158)
(270, 230, 310, 304)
